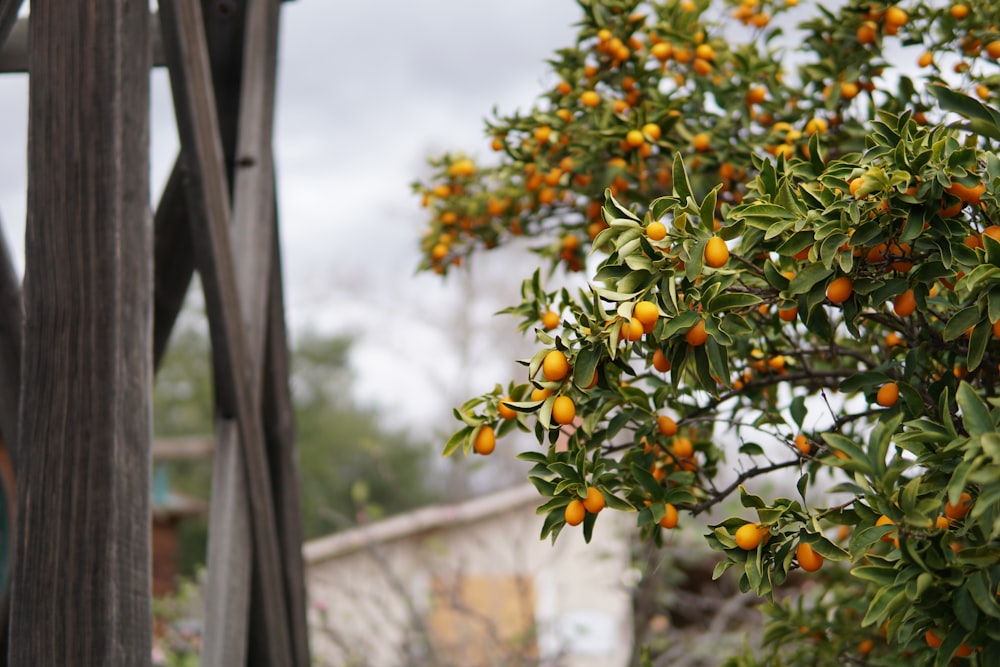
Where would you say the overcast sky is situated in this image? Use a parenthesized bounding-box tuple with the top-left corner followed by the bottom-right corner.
(0, 1, 581, 437)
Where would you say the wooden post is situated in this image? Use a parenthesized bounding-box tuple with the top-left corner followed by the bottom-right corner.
(158, 0, 293, 662)
(8, 1, 152, 664)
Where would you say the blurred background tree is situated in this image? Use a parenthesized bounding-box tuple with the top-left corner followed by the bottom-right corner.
(153, 315, 444, 576)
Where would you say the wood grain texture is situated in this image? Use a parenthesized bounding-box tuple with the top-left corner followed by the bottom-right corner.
(9, 1, 152, 664)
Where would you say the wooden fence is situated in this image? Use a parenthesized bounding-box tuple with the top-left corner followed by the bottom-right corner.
(0, 1, 309, 664)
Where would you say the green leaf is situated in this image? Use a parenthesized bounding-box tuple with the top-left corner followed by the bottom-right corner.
(672, 153, 692, 203)
(442, 426, 472, 457)
(943, 306, 981, 342)
(852, 565, 897, 586)
(957, 381, 994, 437)
(788, 263, 833, 295)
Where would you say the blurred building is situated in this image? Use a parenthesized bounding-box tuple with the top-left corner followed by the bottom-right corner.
(304, 484, 635, 667)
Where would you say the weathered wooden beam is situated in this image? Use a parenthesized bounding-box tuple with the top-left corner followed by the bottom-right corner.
(0, 217, 21, 458)
(153, 1, 251, 369)
(0, 11, 165, 74)
(9, 1, 152, 664)
(153, 160, 198, 370)
(0, 0, 23, 53)
(257, 201, 311, 666)
(158, 0, 293, 664)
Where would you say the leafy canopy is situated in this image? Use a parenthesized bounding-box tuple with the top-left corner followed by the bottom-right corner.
(416, 1, 1000, 665)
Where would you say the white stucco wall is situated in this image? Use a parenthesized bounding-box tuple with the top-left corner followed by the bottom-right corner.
(305, 485, 636, 667)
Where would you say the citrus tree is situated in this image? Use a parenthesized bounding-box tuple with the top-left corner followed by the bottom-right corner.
(415, 1, 1000, 664)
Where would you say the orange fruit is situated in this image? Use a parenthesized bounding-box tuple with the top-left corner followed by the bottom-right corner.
(735, 523, 767, 550)
(893, 289, 916, 317)
(685, 319, 709, 346)
(796, 542, 824, 572)
(625, 129, 645, 148)
(564, 499, 586, 526)
(704, 236, 730, 268)
(925, 629, 943, 649)
(531, 387, 552, 402)
(794, 433, 811, 455)
(857, 21, 878, 46)
(583, 486, 606, 514)
(946, 180, 985, 206)
(497, 398, 517, 420)
(671, 436, 694, 458)
(884, 7, 907, 27)
(986, 40, 1000, 59)
(826, 276, 853, 304)
(542, 350, 570, 382)
(983, 225, 1000, 244)
(858, 639, 874, 657)
(580, 90, 600, 107)
(642, 122, 662, 141)
(659, 502, 679, 529)
(693, 132, 711, 152)
(918, 51, 933, 68)
(657, 415, 679, 437)
(646, 221, 668, 241)
(746, 86, 767, 105)
(950, 4, 969, 20)
(634, 300, 659, 330)
(876, 382, 899, 407)
(624, 317, 644, 342)
(934, 515, 950, 530)
(779, 305, 798, 322)
(474, 425, 496, 455)
(552, 395, 576, 425)
(876, 515, 897, 543)
(945, 492, 973, 520)
(652, 349, 671, 372)
(805, 117, 828, 134)
(886, 332, 903, 347)
(849, 177, 866, 198)
(541, 310, 560, 330)
(956, 643, 974, 657)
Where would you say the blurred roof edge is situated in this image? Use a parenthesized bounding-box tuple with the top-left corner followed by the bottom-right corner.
(303, 484, 539, 564)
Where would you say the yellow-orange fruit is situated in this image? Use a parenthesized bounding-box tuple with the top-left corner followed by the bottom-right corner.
(647, 221, 668, 241)
(685, 319, 709, 346)
(704, 236, 730, 268)
(542, 350, 570, 382)
(735, 523, 767, 550)
(659, 503, 679, 529)
(826, 276, 853, 303)
(565, 499, 586, 526)
(945, 492, 973, 520)
(634, 300, 659, 330)
(796, 542, 824, 572)
(657, 415, 678, 437)
(583, 486, 606, 514)
(877, 382, 899, 407)
(652, 349, 671, 372)
(552, 395, 577, 425)
(893, 289, 916, 317)
(474, 425, 496, 455)
(497, 398, 517, 420)
(671, 436, 694, 459)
